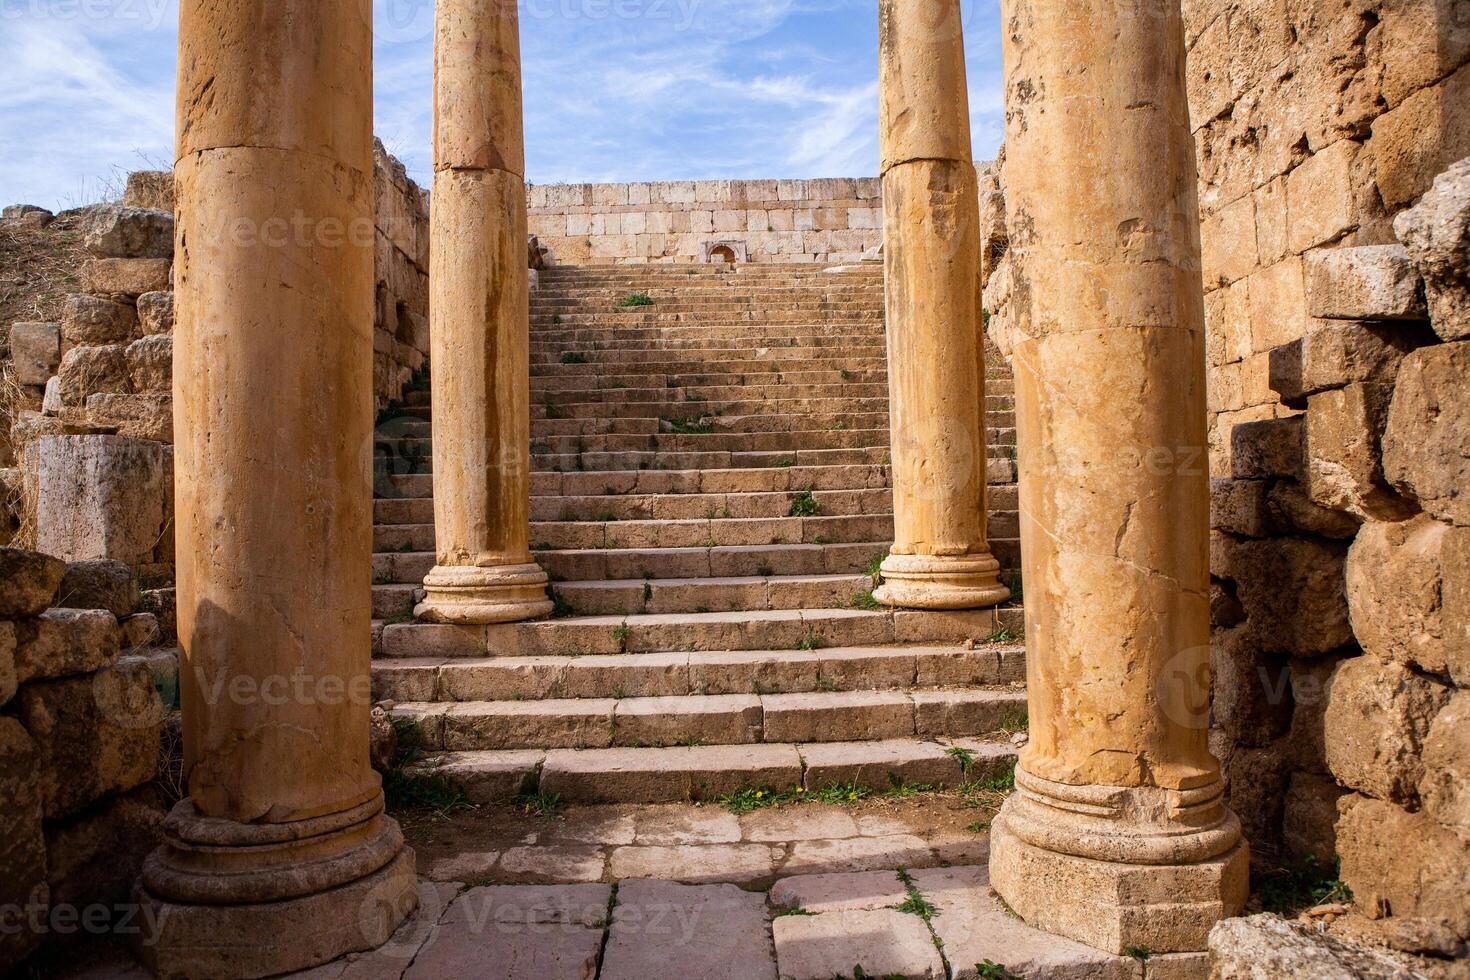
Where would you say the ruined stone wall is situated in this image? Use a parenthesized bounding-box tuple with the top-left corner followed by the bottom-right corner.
(1184, 0, 1470, 954)
(526, 178, 885, 265)
(1, 143, 432, 573)
(0, 549, 170, 970)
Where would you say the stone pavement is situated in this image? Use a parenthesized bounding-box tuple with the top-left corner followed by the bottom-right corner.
(51, 800, 1205, 979)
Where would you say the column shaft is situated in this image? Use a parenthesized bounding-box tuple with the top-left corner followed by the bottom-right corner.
(417, 0, 552, 624)
(989, 0, 1247, 957)
(874, 0, 1009, 611)
(136, 2, 417, 976)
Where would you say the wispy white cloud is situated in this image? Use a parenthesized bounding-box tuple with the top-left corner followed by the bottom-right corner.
(2, 0, 1006, 209)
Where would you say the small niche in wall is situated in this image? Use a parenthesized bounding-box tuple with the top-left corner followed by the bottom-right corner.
(703, 241, 746, 264)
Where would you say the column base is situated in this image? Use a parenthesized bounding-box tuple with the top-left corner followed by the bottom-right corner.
(873, 553, 1011, 609)
(133, 798, 418, 979)
(989, 770, 1249, 956)
(415, 562, 554, 624)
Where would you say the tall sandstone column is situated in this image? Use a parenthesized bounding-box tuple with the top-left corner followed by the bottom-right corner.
(135, 2, 417, 976)
(873, 0, 1010, 611)
(989, 0, 1248, 959)
(416, 0, 552, 624)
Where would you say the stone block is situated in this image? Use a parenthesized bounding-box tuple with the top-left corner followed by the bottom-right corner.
(1225, 743, 1292, 853)
(1265, 480, 1361, 539)
(1347, 514, 1463, 683)
(1382, 341, 1470, 526)
(0, 547, 64, 618)
(61, 294, 139, 346)
(56, 343, 130, 406)
(1305, 245, 1426, 321)
(0, 717, 47, 969)
(1419, 690, 1470, 843)
(601, 880, 775, 980)
(84, 392, 173, 442)
(8, 322, 61, 385)
(1201, 192, 1259, 287)
(1270, 321, 1417, 408)
(1287, 139, 1359, 253)
(79, 258, 171, 297)
(1210, 478, 1271, 536)
(125, 334, 172, 392)
(1282, 772, 1347, 863)
(1208, 914, 1422, 979)
(14, 658, 162, 819)
(0, 623, 14, 707)
(134, 291, 173, 337)
(122, 171, 175, 212)
(1305, 383, 1411, 520)
(1324, 653, 1451, 805)
(1371, 63, 1470, 210)
(32, 435, 173, 567)
(55, 559, 138, 618)
(44, 789, 165, 910)
(1393, 155, 1470, 341)
(772, 908, 944, 980)
(1253, 176, 1290, 266)
(1224, 537, 1352, 656)
(84, 205, 174, 259)
(1211, 628, 1293, 747)
(1338, 794, 1470, 939)
(1247, 256, 1313, 354)
(12, 608, 121, 684)
(1230, 416, 1303, 480)
(1204, 277, 1252, 366)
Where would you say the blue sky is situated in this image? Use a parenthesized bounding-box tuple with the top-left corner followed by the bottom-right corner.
(1, 0, 1005, 211)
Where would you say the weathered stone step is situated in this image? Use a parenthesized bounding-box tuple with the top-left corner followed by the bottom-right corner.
(531, 356, 892, 377)
(531, 369, 893, 391)
(376, 487, 897, 526)
(374, 644, 1025, 703)
(372, 540, 891, 587)
(376, 606, 1024, 660)
(372, 512, 896, 553)
(529, 320, 885, 338)
(406, 737, 1016, 804)
(379, 464, 895, 502)
(392, 686, 1029, 752)
(533, 396, 892, 418)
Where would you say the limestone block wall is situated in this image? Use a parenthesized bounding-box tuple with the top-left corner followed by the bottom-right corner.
(1185, 0, 1470, 954)
(0, 143, 432, 572)
(0, 549, 169, 971)
(526, 178, 885, 265)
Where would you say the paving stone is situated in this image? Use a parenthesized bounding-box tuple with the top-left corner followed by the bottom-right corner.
(546, 810, 637, 847)
(496, 845, 606, 884)
(288, 881, 466, 980)
(909, 866, 1141, 980)
(608, 843, 778, 887)
(633, 805, 742, 844)
(741, 805, 859, 842)
(403, 884, 611, 980)
(780, 835, 934, 876)
(601, 880, 777, 980)
(769, 870, 909, 913)
(772, 907, 945, 979)
(428, 852, 500, 883)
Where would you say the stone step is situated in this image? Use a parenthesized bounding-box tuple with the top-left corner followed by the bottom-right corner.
(372, 512, 897, 553)
(405, 737, 1017, 805)
(376, 607, 1025, 660)
(391, 686, 1029, 752)
(380, 464, 895, 501)
(374, 644, 1026, 702)
(529, 322, 886, 339)
(532, 396, 892, 418)
(531, 357, 892, 377)
(375, 487, 899, 525)
(531, 369, 893, 390)
(372, 540, 892, 586)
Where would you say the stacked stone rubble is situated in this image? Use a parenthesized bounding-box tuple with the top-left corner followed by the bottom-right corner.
(0, 548, 167, 974)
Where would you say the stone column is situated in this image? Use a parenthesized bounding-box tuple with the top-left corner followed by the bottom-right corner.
(873, 0, 1010, 611)
(988, 0, 1248, 959)
(135, 2, 417, 976)
(416, 0, 552, 625)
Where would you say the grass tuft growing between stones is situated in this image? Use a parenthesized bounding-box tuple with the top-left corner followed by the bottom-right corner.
(516, 788, 564, 820)
(617, 292, 654, 308)
(894, 868, 938, 922)
(788, 489, 821, 517)
(1253, 857, 1352, 916)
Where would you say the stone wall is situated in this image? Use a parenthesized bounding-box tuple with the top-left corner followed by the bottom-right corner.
(1, 142, 432, 577)
(0, 549, 170, 971)
(526, 178, 885, 265)
(1189, 0, 1469, 958)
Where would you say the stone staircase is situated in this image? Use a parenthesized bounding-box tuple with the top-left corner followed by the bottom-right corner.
(369, 262, 1027, 804)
